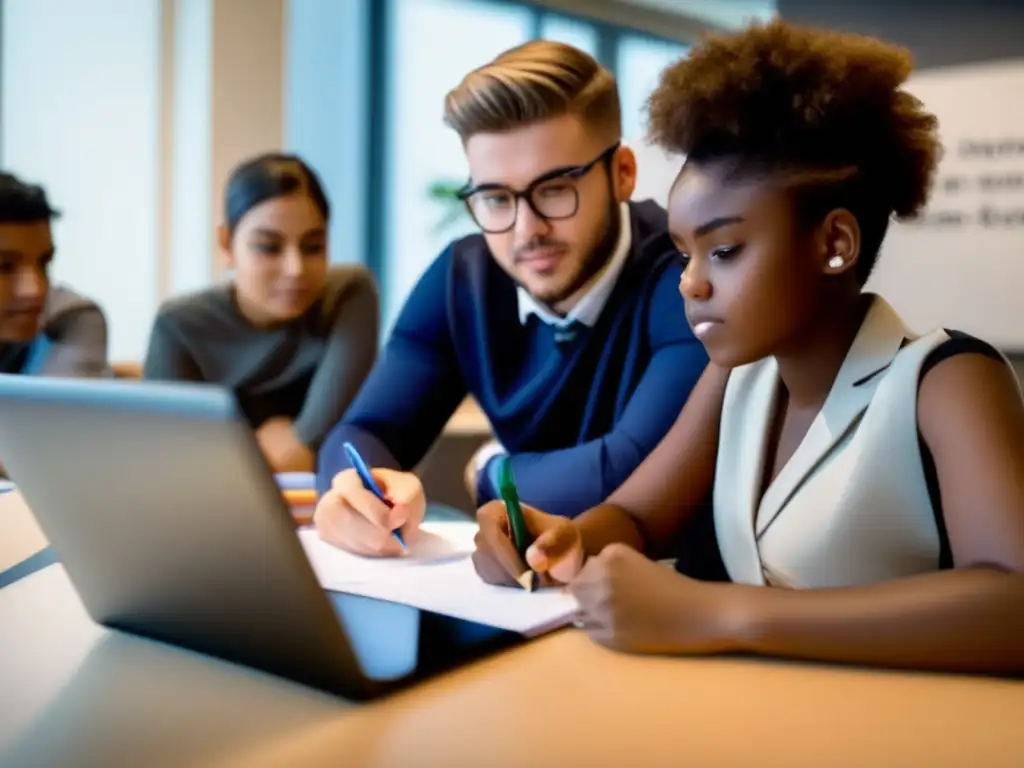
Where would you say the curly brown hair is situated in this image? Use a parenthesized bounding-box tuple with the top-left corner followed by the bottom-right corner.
(646, 19, 942, 283)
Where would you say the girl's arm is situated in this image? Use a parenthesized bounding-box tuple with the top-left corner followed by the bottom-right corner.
(573, 363, 731, 558)
(728, 351, 1024, 673)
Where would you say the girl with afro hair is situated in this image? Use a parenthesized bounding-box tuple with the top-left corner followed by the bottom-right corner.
(472, 19, 1024, 675)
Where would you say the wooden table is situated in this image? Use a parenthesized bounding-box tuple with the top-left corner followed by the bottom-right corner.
(2, 492, 1023, 767)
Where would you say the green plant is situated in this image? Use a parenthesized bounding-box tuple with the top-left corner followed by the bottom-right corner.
(428, 179, 471, 233)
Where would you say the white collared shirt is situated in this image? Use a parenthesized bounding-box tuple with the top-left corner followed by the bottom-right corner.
(516, 202, 632, 329)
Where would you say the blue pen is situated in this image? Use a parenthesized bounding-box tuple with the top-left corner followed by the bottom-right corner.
(342, 441, 407, 550)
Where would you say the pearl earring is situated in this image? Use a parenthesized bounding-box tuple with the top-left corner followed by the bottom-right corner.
(828, 255, 844, 269)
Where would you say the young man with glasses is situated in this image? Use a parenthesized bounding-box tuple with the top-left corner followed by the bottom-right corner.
(314, 40, 708, 558)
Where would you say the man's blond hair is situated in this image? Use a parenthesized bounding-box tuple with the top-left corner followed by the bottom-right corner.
(443, 40, 621, 143)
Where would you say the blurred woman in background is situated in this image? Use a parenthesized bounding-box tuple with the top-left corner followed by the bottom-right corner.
(144, 153, 378, 472)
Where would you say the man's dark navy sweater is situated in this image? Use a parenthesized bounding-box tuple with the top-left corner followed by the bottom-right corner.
(317, 200, 709, 517)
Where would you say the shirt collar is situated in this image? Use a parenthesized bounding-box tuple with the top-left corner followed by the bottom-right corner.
(517, 203, 632, 329)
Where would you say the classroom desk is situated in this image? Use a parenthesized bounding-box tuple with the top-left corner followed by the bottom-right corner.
(2, 492, 1024, 767)
(0, 489, 46, 575)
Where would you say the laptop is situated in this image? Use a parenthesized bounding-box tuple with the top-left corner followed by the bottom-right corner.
(0, 375, 514, 700)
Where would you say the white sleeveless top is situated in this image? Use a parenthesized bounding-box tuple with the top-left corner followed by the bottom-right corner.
(714, 296, 970, 589)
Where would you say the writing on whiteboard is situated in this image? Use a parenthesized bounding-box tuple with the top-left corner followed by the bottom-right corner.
(908, 137, 1024, 229)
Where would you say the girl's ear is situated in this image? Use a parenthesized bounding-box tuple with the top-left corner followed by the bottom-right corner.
(817, 208, 860, 277)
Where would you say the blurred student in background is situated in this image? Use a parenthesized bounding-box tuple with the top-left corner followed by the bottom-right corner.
(143, 153, 378, 473)
(314, 41, 708, 557)
(0, 173, 110, 379)
(0, 172, 111, 477)
(472, 20, 1024, 675)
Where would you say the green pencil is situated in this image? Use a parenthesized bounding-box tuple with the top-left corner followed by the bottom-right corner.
(496, 457, 536, 591)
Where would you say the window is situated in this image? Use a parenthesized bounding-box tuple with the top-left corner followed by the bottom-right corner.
(382, 0, 533, 330)
(537, 13, 599, 57)
(616, 34, 689, 145)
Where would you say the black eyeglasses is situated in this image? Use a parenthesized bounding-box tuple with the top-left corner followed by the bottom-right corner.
(457, 142, 620, 234)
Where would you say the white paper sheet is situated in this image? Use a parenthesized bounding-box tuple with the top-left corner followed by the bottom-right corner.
(298, 522, 577, 636)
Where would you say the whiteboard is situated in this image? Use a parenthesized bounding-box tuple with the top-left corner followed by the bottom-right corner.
(867, 59, 1024, 349)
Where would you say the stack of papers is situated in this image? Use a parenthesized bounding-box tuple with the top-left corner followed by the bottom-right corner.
(276, 473, 317, 524)
(275, 472, 316, 491)
(298, 521, 578, 636)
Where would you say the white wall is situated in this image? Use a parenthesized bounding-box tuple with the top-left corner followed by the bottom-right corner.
(1, 0, 162, 363)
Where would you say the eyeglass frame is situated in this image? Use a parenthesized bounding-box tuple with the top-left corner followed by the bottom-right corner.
(456, 141, 621, 234)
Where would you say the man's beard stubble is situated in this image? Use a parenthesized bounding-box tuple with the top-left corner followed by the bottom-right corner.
(522, 196, 622, 307)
